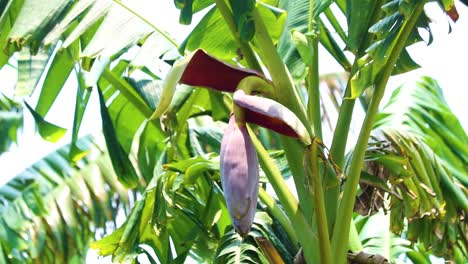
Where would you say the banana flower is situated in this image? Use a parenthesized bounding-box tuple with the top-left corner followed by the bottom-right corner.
(154, 49, 311, 236)
(220, 115, 258, 236)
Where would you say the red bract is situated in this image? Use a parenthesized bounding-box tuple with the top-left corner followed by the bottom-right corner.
(180, 49, 264, 92)
(233, 90, 311, 145)
(220, 115, 259, 237)
(150, 49, 264, 120)
(177, 50, 311, 143)
(244, 109, 298, 137)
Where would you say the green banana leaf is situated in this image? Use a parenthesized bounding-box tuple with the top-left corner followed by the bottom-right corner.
(353, 77, 468, 262)
(0, 135, 129, 263)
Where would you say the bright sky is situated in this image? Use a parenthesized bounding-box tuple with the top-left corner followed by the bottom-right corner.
(392, 2, 468, 127)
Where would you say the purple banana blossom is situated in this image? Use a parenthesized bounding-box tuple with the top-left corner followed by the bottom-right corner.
(219, 91, 310, 236)
(155, 49, 311, 236)
(220, 115, 259, 237)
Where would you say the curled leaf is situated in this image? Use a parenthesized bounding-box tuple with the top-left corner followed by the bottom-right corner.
(149, 55, 191, 120)
(24, 101, 66, 142)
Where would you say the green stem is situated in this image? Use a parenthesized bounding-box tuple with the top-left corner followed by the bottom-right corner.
(252, 7, 315, 224)
(329, 0, 385, 167)
(258, 187, 299, 249)
(307, 0, 322, 139)
(251, 9, 309, 126)
(331, 4, 426, 263)
(329, 80, 355, 166)
(348, 218, 363, 252)
(327, 0, 385, 238)
(307, 140, 332, 263)
(213, 0, 262, 71)
(307, 6, 329, 259)
(248, 126, 319, 263)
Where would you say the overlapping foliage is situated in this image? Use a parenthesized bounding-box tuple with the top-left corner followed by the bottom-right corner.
(0, 0, 466, 263)
(0, 135, 128, 263)
(361, 78, 467, 262)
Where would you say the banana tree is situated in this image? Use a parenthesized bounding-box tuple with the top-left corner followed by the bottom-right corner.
(0, 0, 466, 263)
(0, 135, 129, 263)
